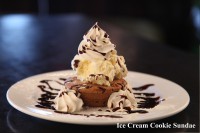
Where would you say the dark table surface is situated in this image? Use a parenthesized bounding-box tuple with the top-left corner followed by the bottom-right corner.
(0, 14, 199, 133)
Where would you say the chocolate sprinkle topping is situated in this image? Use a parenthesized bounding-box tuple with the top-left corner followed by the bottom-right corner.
(91, 38, 96, 42)
(73, 60, 80, 68)
(105, 76, 109, 81)
(104, 33, 108, 38)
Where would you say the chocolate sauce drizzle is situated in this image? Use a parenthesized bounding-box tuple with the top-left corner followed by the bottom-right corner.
(99, 87, 106, 93)
(59, 78, 67, 81)
(54, 111, 123, 118)
(78, 45, 107, 56)
(40, 80, 61, 91)
(135, 96, 162, 108)
(133, 84, 154, 91)
(35, 78, 165, 118)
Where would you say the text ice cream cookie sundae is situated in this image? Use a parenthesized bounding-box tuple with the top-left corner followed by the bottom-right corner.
(53, 23, 137, 113)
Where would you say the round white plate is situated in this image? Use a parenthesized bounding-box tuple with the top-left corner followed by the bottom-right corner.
(6, 70, 190, 125)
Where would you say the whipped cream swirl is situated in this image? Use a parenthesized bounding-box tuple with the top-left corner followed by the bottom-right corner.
(71, 22, 128, 86)
(54, 88, 83, 113)
(107, 88, 137, 112)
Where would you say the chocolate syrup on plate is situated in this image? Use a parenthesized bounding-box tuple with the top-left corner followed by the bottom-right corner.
(35, 80, 61, 110)
(54, 111, 123, 118)
(132, 84, 154, 91)
(35, 78, 165, 118)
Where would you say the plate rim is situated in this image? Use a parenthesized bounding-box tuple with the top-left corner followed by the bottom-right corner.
(6, 70, 190, 125)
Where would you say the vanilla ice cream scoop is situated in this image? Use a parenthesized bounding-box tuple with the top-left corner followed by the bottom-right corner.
(71, 22, 128, 86)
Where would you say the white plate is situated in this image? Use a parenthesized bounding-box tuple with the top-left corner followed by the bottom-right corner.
(6, 70, 190, 125)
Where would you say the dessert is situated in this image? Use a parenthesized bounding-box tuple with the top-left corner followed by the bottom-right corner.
(54, 22, 137, 113)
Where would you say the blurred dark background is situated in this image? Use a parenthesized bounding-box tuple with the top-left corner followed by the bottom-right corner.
(0, 0, 199, 53)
